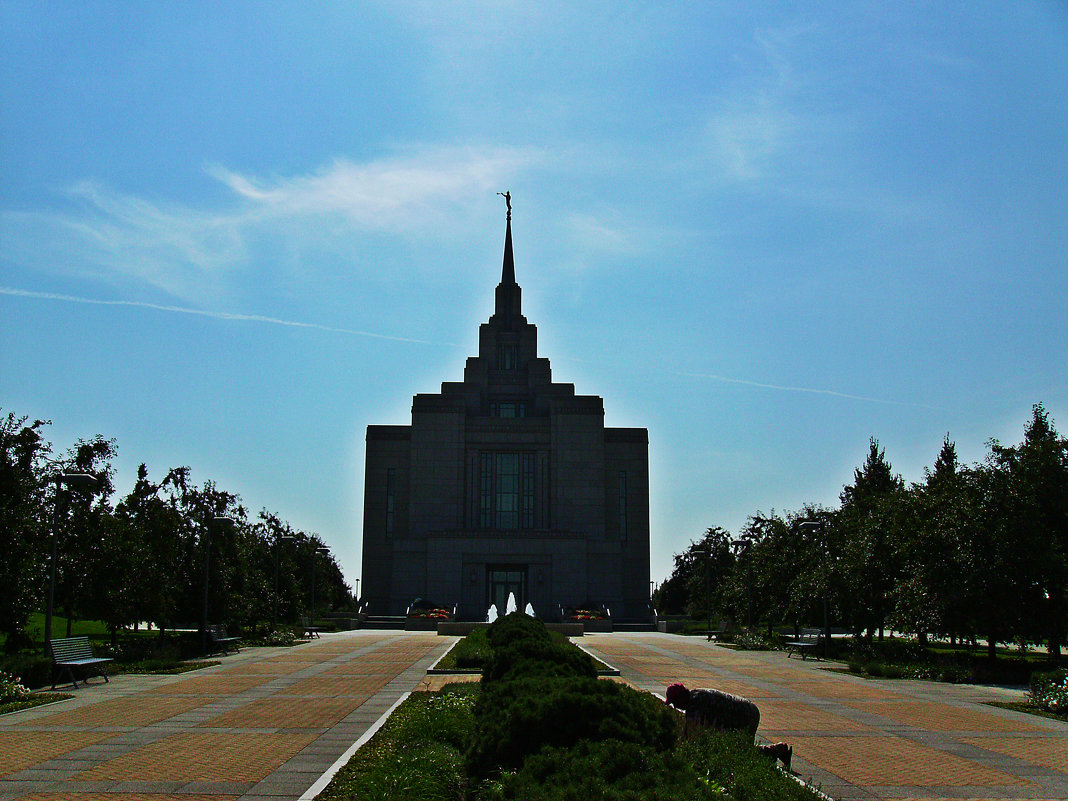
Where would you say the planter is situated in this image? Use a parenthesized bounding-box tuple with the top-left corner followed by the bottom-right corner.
(405, 618, 447, 631)
(579, 620, 613, 633)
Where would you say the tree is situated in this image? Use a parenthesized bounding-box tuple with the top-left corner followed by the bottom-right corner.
(987, 404, 1068, 659)
(838, 439, 905, 640)
(891, 437, 976, 644)
(653, 527, 734, 620)
(52, 435, 117, 636)
(0, 413, 51, 651)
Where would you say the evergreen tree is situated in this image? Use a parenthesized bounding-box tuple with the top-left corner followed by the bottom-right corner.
(838, 439, 905, 640)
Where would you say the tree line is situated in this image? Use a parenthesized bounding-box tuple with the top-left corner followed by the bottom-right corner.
(1, 409, 354, 652)
(653, 403, 1068, 661)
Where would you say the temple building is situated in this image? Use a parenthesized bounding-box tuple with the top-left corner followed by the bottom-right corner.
(360, 202, 650, 621)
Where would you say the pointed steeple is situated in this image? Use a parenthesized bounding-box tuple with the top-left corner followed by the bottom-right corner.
(501, 211, 515, 285)
(492, 192, 522, 325)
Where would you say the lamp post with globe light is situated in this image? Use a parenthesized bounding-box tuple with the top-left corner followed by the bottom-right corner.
(45, 473, 98, 653)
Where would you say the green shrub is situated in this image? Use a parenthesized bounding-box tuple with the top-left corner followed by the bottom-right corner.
(676, 730, 821, 801)
(0, 652, 52, 690)
(467, 676, 677, 779)
(449, 627, 492, 669)
(1029, 669, 1068, 715)
(864, 661, 884, 677)
(479, 738, 711, 801)
(481, 613, 596, 685)
(0, 670, 31, 702)
(732, 630, 779, 651)
(486, 612, 552, 650)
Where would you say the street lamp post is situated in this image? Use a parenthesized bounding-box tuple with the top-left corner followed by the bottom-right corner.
(273, 534, 295, 630)
(799, 520, 830, 659)
(691, 549, 712, 641)
(731, 536, 754, 631)
(201, 516, 234, 656)
(309, 546, 329, 629)
(45, 473, 98, 652)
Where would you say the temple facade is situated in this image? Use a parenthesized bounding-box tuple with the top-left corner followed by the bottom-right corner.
(360, 207, 650, 621)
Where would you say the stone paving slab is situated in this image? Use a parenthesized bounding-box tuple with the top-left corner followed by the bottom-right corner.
(581, 632, 1068, 801)
(0, 631, 449, 801)
(4, 629, 1066, 801)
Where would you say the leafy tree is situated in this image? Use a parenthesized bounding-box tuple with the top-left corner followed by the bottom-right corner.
(52, 436, 117, 636)
(653, 527, 734, 620)
(0, 413, 51, 651)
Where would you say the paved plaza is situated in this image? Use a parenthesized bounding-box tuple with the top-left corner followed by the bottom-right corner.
(1, 630, 1065, 800)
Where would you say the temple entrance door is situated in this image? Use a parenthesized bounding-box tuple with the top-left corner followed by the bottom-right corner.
(487, 565, 527, 613)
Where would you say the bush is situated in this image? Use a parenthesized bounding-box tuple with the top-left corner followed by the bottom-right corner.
(467, 613, 676, 780)
(481, 613, 596, 685)
(676, 730, 821, 801)
(450, 627, 493, 669)
(479, 739, 705, 801)
(0, 652, 52, 690)
(467, 675, 678, 779)
(0, 670, 31, 702)
(1029, 669, 1068, 715)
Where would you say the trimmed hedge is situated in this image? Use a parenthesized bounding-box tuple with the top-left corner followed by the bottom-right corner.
(468, 675, 678, 779)
(466, 613, 678, 780)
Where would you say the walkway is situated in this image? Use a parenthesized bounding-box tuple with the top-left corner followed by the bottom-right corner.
(0, 631, 448, 800)
(1, 630, 1066, 800)
(582, 633, 1068, 801)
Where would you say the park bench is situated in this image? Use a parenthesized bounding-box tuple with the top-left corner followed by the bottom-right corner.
(300, 615, 323, 639)
(49, 636, 113, 689)
(784, 628, 823, 660)
(206, 624, 241, 654)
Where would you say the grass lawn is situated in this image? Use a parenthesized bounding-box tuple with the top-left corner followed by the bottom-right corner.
(987, 701, 1068, 724)
(111, 659, 221, 675)
(0, 693, 72, 716)
(7, 613, 161, 649)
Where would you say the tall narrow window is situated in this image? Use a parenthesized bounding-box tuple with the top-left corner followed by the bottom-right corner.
(479, 452, 536, 529)
(618, 471, 628, 539)
(498, 344, 517, 370)
(385, 468, 396, 535)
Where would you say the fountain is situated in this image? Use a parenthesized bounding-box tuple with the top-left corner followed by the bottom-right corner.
(506, 592, 517, 615)
(524, 602, 535, 617)
(486, 604, 498, 623)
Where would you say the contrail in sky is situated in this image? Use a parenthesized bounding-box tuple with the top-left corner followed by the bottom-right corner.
(678, 371, 936, 409)
(0, 286, 452, 346)
(5, 285, 931, 408)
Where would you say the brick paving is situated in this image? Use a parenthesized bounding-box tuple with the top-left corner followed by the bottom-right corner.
(0, 631, 447, 800)
(582, 632, 1068, 801)
(3, 629, 1066, 800)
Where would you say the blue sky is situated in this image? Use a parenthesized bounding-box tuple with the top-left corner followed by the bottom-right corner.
(3, 2, 1066, 589)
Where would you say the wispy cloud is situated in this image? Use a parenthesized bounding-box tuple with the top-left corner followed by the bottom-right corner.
(0, 286, 457, 346)
(206, 145, 535, 231)
(1, 145, 536, 303)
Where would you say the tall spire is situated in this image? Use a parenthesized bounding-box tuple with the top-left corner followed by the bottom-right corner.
(501, 208, 515, 285)
(492, 191, 522, 324)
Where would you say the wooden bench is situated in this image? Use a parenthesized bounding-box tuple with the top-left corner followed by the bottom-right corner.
(784, 628, 823, 660)
(206, 624, 241, 654)
(49, 636, 113, 689)
(300, 615, 323, 639)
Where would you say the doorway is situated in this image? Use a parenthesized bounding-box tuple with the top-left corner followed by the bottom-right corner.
(487, 565, 527, 613)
